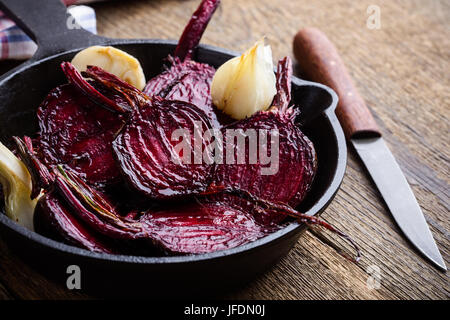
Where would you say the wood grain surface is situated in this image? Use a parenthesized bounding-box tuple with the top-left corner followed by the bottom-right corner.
(0, 0, 449, 300)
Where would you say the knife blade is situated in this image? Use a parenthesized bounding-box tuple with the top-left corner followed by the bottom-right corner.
(352, 137, 446, 270)
(293, 27, 446, 270)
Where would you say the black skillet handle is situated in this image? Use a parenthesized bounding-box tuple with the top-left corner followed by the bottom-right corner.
(0, 0, 107, 61)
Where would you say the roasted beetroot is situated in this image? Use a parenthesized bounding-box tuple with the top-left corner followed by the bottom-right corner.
(139, 201, 265, 254)
(116, 0, 222, 198)
(51, 166, 266, 254)
(216, 109, 316, 217)
(36, 61, 153, 188)
(144, 57, 217, 126)
(112, 97, 217, 199)
(217, 57, 317, 211)
(36, 84, 123, 187)
(144, 0, 220, 127)
(48, 166, 358, 256)
(120, 56, 317, 214)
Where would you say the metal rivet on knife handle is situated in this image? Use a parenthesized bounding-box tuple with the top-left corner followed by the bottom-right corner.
(293, 27, 381, 140)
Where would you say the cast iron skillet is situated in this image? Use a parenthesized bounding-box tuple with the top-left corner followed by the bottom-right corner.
(0, 0, 346, 296)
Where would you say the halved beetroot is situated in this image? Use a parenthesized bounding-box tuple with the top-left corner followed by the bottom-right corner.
(112, 97, 216, 199)
(37, 84, 124, 187)
(144, 57, 217, 126)
(37, 186, 266, 255)
(217, 107, 317, 209)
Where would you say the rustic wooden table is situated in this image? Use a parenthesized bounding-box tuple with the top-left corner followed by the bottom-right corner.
(0, 0, 448, 300)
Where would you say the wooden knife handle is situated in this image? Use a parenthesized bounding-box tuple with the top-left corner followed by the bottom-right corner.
(293, 28, 381, 139)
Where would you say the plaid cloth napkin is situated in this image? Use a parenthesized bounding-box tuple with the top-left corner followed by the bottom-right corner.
(0, 1, 100, 60)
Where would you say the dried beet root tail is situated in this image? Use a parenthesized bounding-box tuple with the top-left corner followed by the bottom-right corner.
(13, 136, 53, 199)
(225, 188, 361, 263)
(272, 56, 293, 112)
(61, 62, 133, 114)
(54, 166, 144, 240)
(174, 0, 221, 61)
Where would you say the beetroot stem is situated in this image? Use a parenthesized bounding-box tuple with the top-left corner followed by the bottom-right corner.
(13, 136, 53, 199)
(61, 62, 132, 114)
(83, 66, 149, 107)
(272, 56, 293, 111)
(54, 166, 143, 239)
(174, 0, 221, 61)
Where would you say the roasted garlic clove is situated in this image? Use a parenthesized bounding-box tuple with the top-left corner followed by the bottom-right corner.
(71, 46, 146, 90)
(211, 39, 277, 120)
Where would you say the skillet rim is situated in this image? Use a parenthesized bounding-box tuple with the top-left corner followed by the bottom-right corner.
(0, 39, 347, 265)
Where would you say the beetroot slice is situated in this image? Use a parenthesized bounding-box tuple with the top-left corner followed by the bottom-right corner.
(112, 97, 216, 199)
(52, 168, 359, 259)
(140, 200, 265, 254)
(36, 62, 148, 188)
(144, 57, 218, 127)
(36, 84, 124, 187)
(38, 188, 263, 255)
(218, 108, 317, 209)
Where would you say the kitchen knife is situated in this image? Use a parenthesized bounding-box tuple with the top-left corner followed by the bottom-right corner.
(293, 28, 446, 271)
